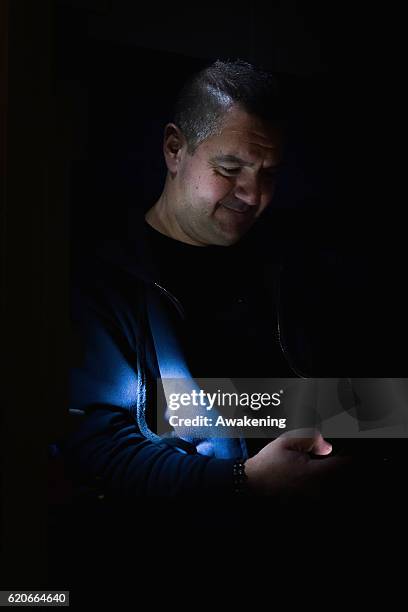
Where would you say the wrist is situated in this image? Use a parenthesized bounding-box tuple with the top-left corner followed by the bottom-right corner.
(243, 456, 261, 494)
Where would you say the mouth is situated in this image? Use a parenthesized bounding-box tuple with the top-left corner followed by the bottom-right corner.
(221, 201, 252, 215)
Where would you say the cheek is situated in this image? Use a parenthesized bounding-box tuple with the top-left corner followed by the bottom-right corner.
(258, 185, 276, 213)
(265, 182, 278, 202)
(190, 171, 232, 204)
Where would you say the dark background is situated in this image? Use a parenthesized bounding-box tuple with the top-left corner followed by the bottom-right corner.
(2, 0, 406, 592)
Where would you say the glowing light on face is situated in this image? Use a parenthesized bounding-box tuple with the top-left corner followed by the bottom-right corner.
(173, 106, 283, 247)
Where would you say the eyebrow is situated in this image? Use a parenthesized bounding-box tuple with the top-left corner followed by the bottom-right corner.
(210, 154, 280, 170)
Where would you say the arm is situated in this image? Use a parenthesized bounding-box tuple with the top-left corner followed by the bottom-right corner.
(61, 275, 235, 498)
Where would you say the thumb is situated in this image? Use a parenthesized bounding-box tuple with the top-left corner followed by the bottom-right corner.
(281, 430, 332, 455)
(310, 433, 332, 456)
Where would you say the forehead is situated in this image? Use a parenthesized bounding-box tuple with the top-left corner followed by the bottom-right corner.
(198, 106, 283, 162)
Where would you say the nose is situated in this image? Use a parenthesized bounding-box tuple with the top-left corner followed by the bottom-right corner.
(234, 174, 261, 207)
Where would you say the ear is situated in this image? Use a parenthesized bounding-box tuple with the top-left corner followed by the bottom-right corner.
(163, 123, 186, 174)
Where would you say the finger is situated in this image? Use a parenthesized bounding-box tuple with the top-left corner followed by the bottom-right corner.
(309, 455, 352, 475)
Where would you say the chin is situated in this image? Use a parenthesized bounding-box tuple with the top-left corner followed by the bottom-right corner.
(215, 230, 245, 246)
(208, 218, 252, 246)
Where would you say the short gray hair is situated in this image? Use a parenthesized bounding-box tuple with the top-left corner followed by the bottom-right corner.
(172, 59, 284, 153)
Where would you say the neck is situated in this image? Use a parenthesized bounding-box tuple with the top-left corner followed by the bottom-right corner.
(145, 192, 174, 238)
(145, 187, 206, 247)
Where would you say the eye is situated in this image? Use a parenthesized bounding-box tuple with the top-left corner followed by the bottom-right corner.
(262, 169, 279, 181)
(218, 166, 241, 175)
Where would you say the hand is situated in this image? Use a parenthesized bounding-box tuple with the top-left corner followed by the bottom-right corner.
(244, 429, 350, 497)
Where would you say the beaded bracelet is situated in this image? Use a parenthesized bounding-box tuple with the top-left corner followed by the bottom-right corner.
(233, 459, 248, 495)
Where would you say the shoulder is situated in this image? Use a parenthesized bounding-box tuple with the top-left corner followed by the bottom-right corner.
(70, 240, 150, 339)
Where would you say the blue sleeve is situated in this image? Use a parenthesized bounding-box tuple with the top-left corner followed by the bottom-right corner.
(61, 281, 235, 497)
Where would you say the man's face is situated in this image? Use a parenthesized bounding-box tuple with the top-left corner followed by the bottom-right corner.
(170, 105, 283, 246)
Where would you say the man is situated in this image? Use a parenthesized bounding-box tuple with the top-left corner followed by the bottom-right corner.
(62, 59, 346, 498)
